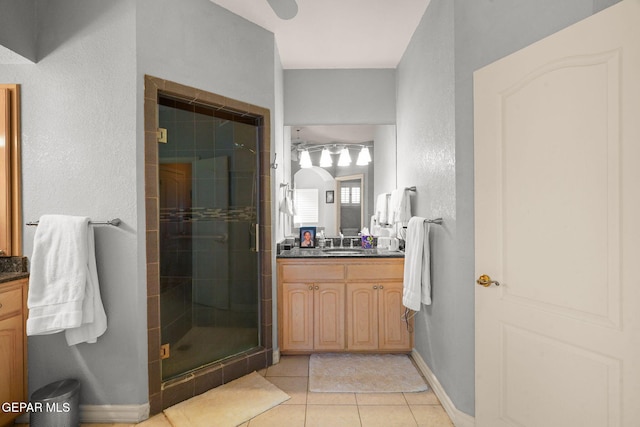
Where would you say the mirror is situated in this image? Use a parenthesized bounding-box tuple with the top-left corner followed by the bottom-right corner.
(284, 124, 396, 237)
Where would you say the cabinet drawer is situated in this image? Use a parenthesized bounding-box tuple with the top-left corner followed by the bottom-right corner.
(346, 262, 404, 281)
(0, 287, 22, 318)
(281, 264, 344, 282)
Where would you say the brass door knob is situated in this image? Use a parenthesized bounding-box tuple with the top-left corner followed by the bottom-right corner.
(477, 274, 500, 287)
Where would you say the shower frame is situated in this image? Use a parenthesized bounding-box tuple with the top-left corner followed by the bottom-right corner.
(143, 75, 273, 414)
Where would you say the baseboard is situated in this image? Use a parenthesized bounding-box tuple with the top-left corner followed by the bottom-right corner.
(80, 404, 150, 423)
(14, 403, 149, 424)
(411, 349, 475, 427)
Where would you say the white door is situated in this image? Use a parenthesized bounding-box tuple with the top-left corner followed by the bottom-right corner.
(474, 1, 640, 426)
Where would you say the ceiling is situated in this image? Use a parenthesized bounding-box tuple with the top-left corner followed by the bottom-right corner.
(209, 0, 431, 69)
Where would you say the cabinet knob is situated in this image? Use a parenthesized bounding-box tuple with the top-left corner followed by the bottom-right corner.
(373, 285, 378, 290)
(314, 285, 319, 290)
(308, 285, 313, 290)
(379, 285, 384, 290)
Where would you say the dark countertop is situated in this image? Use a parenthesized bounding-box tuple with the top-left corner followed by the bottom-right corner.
(0, 256, 28, 284)
(277, 247, 404, 259)
(0, 271, 29, 284)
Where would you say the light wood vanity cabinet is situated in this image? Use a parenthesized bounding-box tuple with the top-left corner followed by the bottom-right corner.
(347, 281, 410, 351)
(0, 277, 28, 427)
(278, 257, 412, 354)
(282, 282, 345, 351)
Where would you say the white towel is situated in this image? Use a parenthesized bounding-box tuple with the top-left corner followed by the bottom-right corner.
(390, 189, 412, 239)
(375, 193, 390, 225)
(27, 215, 107, 345)
(279, 189, 296, 216)
(402, 217, 432, 311)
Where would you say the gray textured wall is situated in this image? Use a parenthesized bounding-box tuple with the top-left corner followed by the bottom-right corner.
(1, 0, 278, 407)
(283, 69, 396, 125)
(0, 0, 37, 61)
(396, 0, 622, 416)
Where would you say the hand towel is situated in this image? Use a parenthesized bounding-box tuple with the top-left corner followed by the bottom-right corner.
(402, 217, 432, 311)
(390, 189, 412, 239)
(279, 188, 296, 216)
(27, 215, 107, 345)
(65, 224, 107, 345)
(391, 189, 412, 225)
(375, 193, 390, 225)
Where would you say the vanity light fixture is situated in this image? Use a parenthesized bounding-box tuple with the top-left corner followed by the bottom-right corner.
(320, 148, 333, 167)
(338, 147, 352, 166)
(299, 150, 313, 168)
(356, 146, 372, 166)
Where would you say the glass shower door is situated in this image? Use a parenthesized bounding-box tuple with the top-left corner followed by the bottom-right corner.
(158, 96, 260, 381)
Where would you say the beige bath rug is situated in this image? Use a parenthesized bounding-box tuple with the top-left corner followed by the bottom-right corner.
(163, 371, 290, 427)
(309, 353, 428, 393)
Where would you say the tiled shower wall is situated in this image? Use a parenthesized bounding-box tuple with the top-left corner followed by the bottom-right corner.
(145, 75, 273, 414)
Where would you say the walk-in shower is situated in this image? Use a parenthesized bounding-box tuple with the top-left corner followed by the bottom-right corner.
(157, 95, 261, 380)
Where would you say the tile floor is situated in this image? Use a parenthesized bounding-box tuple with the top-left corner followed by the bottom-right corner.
(78, 355, 454, 427)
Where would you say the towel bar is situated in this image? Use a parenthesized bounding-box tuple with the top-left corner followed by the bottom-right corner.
(402, 217, 443, 228)
(27, 218, 122, 227)
(424, 218, 443, 225)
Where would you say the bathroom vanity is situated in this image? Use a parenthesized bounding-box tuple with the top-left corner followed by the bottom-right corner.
(277, 248, 412, 354)
(0, 273, 28, 426)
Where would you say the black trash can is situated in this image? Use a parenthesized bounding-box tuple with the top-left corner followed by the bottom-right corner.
(30, 379, 80, 427)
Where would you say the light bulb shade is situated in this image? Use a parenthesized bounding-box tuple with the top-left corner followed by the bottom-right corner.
(356, 146, 372, 165)
(338, 147, 351, 166)
(320, 148, 333, 167)
(299, 150, 313, 168)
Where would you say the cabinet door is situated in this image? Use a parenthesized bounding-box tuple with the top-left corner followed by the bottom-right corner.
(0, 314, 24, 426)
(282, 283, 313, 351)
(378, 282, 412, 351)
(314, 283, 345, 351)
(347, 282, 378, 350)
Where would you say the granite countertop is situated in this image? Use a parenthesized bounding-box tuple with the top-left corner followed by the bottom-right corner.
(0, 271, 29, 284)
(277, 247, 404, 259)
(0, 256, 29, 284)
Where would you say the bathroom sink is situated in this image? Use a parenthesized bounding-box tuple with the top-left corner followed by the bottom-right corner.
(322, 249, 363, 255)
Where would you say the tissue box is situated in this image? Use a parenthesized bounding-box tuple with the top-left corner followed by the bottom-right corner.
(361, 235, 374, 249)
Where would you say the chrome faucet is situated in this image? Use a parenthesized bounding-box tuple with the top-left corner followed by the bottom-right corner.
(339, 233, 344, 248)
